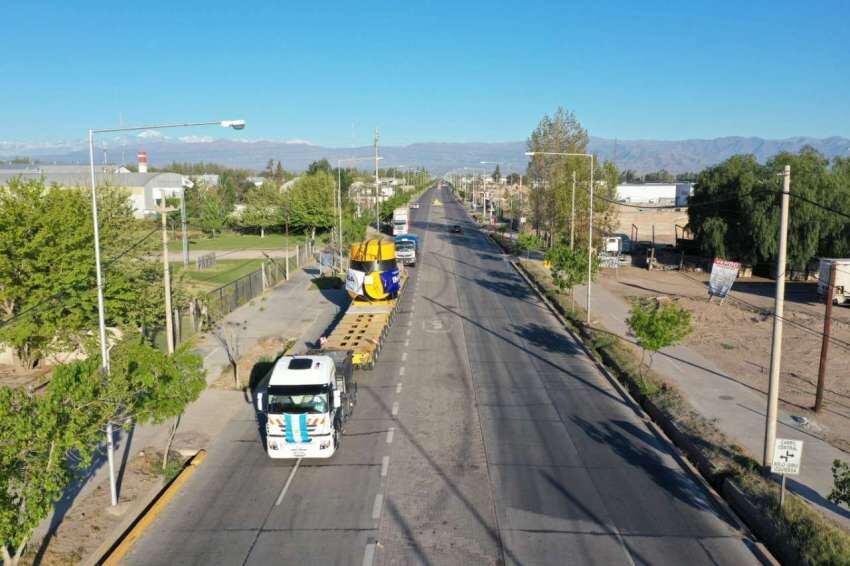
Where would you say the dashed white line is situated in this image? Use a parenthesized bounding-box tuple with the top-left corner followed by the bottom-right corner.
(381, 455, 390, 477)
(386, 427, 395, 444)
(404, 339, 410, 347)
(275, 458, 302, 506)
(406, 328, 411, 337)
(362, 543, 376, 566)
(401, 352, 408, 362)
(396, 382, 403, 394)
(399, 366, 406, 376)
(372, 493, 384, 520)
(391, 401, 399, 416)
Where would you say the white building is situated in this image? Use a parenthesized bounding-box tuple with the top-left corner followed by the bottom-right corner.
(616, 182, 693, 206)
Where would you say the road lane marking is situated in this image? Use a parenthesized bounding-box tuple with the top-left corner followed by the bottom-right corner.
(372, 493, 384, 520)
(396, 382, 403, 394)
(362, 543, 376, 566)
(386, 427, 395, 444)
(401, 352, 408, 362)
(406, 328, 411, 337)
(275, 458, 301, 506)
(391, 402, 399, 416)
(404, 339, 410, 347)
(399, 366, 406, 376)
(381, 456, 390, 477)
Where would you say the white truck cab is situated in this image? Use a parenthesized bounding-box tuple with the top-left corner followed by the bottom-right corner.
(256, 353, 355, 459)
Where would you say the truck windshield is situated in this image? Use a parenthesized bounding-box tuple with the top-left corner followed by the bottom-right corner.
(396, 242, 414, 251)
(267, 385, 330, 414)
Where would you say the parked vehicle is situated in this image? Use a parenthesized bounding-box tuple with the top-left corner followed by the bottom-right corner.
(395, 234, 418, 267)
(450, 224, 463, 234)
(256, 351, 355, 459)
(818, 258, 850, 304)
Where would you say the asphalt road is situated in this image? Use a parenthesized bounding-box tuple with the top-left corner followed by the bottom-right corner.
(124, 186, 765, 565)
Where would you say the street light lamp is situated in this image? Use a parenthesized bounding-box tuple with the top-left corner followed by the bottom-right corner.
(88, 118, 245, 506)
(525, 151, 595, 324)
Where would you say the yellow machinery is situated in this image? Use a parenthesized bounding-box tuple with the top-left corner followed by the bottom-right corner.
(348, 239, 401, 301)
(324, 239, 407, 369)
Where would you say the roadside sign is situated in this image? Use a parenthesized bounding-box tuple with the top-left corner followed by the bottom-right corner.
(772, 438, 803, 475)
(708, 258, 741, 299)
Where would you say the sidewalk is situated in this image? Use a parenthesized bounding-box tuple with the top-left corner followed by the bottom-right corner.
(34, 264, 348, 551)
(569, 270, 850, 529)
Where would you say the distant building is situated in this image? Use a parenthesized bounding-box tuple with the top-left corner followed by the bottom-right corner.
(0, 164, 187, 218)
(616, 182, 693, 206)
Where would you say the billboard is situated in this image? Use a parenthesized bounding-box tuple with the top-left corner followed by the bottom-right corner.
(708, 258, 741, 299)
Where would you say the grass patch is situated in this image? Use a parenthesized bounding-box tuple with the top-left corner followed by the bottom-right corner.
(173, 259, 264, 291)
(517, 258, 850, 565)
(169, 231, 306, 252)
(721, 341, 736, 350)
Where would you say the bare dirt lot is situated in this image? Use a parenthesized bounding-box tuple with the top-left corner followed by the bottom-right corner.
(599, 265, 850, 452)
(613, 205, 688, 245)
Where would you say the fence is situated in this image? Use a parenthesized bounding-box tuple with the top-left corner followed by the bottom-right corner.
(199, 241, 315, 324)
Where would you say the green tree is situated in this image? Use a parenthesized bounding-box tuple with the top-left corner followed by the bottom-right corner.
(284, 171, 336, 239)
(196, 188, 229, 237)
(0, 179, 172, 367)
(627, 301, 692, 381)
(830, 460, 850, 508)
(240, 182, 282, 238)
(491, 164, 501, 183)
(545, 244, 598, 293)
(306, 159, 332, 176)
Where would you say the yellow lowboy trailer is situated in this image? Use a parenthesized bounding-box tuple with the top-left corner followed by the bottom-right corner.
(322, 273, 407, 369)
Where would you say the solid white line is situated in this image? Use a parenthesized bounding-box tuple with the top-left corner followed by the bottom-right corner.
(401, 352, 408, 362)
(399, 366, 406, 376)
(386, 427, 395, 444)
(275, 458, 302, 506)
(362, 543, 376, 566)
(372, 493, 384, 520)
(381, 455, 390, 477)
(396, 382, 403, 394)
(391, 401, 399, 416)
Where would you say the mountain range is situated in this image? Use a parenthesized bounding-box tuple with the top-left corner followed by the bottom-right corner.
(2, 135, 847, 175)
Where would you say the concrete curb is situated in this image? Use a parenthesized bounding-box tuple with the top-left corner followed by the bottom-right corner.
(91, 449, 207, 566)
(510, 258, 780, 566)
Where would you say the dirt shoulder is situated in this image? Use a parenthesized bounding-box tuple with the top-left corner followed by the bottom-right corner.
(598, 265, 850, 452)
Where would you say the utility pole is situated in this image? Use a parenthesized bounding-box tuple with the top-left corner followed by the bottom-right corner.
(374, 128, 380, 230)
(586, 156, 594, 325)
(181, 187, 190, 267)
(158, 204, 177, 355)
(815, 262, 836, 412)
(763, 165, 791, 470)
(570, 170, 577, 249)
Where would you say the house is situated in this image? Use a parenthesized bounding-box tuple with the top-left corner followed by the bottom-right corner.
(0, 165, 187, 218)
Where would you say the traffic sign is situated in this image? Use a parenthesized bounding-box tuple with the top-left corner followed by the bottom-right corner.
(772, 438, 803, 475)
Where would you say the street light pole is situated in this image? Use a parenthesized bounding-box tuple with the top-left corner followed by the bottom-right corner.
(88, 118, 245, 507)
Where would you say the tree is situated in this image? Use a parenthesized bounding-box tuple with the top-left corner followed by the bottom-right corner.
(830, 460, 850, 508)
(306, 159, 332, 176)
(0, 178, 172, 368)
(545, 244, 598, 293)
(506, 172, 521, 185)
(283, 171, 336, 239)
(688, 148, 848, 270)
(0, 339, 204, 564)
(196, 188, 229, 237)
(212, 320, 247, 388)
(627, 300, 692, 381)
(492, 165, 501, 183)
(240, 182, 282, 237)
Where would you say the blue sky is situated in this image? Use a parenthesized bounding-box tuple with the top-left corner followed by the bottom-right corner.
(2, 0, 848, 146)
